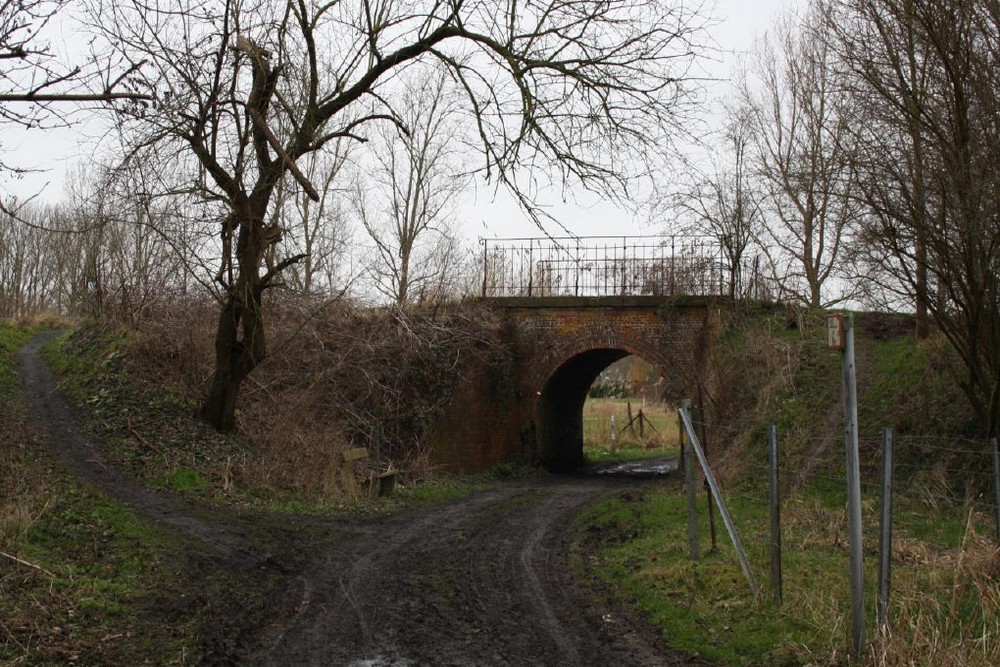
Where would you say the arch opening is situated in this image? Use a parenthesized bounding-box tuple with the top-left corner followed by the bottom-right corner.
(537, 348, 628, 471)
(536, 349, 676, 472)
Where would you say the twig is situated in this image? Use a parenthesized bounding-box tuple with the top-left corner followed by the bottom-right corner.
(127, 417, 168, 464)
(0, 551, 56, 578)
(0, 617, 27, 653)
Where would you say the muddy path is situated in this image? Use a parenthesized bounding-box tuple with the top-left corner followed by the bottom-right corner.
(18, 333, 703, 666)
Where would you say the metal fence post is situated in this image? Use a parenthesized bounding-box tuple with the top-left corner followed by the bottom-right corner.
(679, 404, 757, 591)
(878, 427, 894, 634)
(681, 399, 699, 560)
(769, 422, 782, 606)
(840, 312, 866, 657)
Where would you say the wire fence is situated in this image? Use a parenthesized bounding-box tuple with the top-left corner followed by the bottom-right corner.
(687, 416, 999, 512)
(479, 235, 773, 299)
(677, 407, 1000, 656)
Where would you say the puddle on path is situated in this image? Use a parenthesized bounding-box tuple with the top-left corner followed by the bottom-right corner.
(584, 457, 679, 478)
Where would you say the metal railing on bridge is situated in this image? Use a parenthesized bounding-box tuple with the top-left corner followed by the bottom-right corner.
(480, 235, 732, 298)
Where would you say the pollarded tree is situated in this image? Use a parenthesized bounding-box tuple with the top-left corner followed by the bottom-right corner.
(86, 0, 709, 431)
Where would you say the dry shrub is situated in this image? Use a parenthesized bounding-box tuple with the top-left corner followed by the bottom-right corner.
(15, 310, 81, 330)
(125, 296, 219, 397)
(109, 294, 506, 499)
(784, 497, 848, 551)
(0, 434, 52, 545)
(705, 308, 809, 482)
(781, 495, 1000, 667)
(909, 461, 958, 511)
(244, 297, 506, 493)
(867, 530, 1000, 667)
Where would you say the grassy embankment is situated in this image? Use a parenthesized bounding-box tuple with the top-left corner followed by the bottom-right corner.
(0, 325, 198, 666)
(40, 322, 503, 513)
(578, 309, 999, 666)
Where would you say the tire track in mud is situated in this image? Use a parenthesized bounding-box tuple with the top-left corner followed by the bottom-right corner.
(254, 482, 693, 666)
(18, 333, 704, 666)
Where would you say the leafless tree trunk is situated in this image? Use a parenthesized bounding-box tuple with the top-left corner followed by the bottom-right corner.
(830, 0, 1000, 437)
(269, 146, 354, 295)
(674, 105, 764, 299)
(355, 72, 466, 307)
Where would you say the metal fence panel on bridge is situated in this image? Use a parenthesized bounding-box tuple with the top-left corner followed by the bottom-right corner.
(480, 236, 729, 298)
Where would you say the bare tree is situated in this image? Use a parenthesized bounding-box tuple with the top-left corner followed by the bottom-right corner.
(674, 104, 764, 299)
(0, 202, 47, 315)
(355, 72, 467, 306)
(269, 145, 355, 295)
(1, 0, 147, 192)
(86, 0, 708, 431)
(830, 0, 1000, 437)
(739, 2, 860, 308)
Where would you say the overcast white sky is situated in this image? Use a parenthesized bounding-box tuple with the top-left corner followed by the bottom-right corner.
(2, 0, 796, 240)
(467, 0, 799, 239)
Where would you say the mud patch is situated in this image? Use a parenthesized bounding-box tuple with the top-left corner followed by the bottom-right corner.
(585, 457, 680, 478)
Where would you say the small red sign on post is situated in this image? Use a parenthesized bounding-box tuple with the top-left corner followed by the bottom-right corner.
(828, 314, 845, 350)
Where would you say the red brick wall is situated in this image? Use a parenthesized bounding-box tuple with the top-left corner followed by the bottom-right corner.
(428, 296, 721, 472)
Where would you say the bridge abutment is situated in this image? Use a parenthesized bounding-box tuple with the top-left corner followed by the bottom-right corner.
(428, 296, 722, 472)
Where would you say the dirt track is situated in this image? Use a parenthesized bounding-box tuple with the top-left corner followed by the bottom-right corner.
(19, 333, 704, 666)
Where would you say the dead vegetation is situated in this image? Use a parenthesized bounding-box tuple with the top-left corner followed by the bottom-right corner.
(865, 507, 1000, 667)
(57, 295, 507, 502)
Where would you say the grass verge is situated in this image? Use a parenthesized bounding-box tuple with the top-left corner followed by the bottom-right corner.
(577, 477, 1000, 666)
(1, 324, 199, 665)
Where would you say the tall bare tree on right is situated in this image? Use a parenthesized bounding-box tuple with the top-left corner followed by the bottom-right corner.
(738, 3, 860, 308)
(830, 0, 1000, 438)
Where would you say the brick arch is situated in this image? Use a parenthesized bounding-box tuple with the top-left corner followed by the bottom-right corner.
(530, 329, 673, 471)
(526, 331, 671, 396)
(426, 297, 715, 473)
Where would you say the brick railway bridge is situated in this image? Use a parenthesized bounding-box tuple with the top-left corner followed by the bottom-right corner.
(429, 236, 765, 472)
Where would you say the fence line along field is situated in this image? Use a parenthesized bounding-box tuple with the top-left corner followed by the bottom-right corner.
(582, 397, 680, 462)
